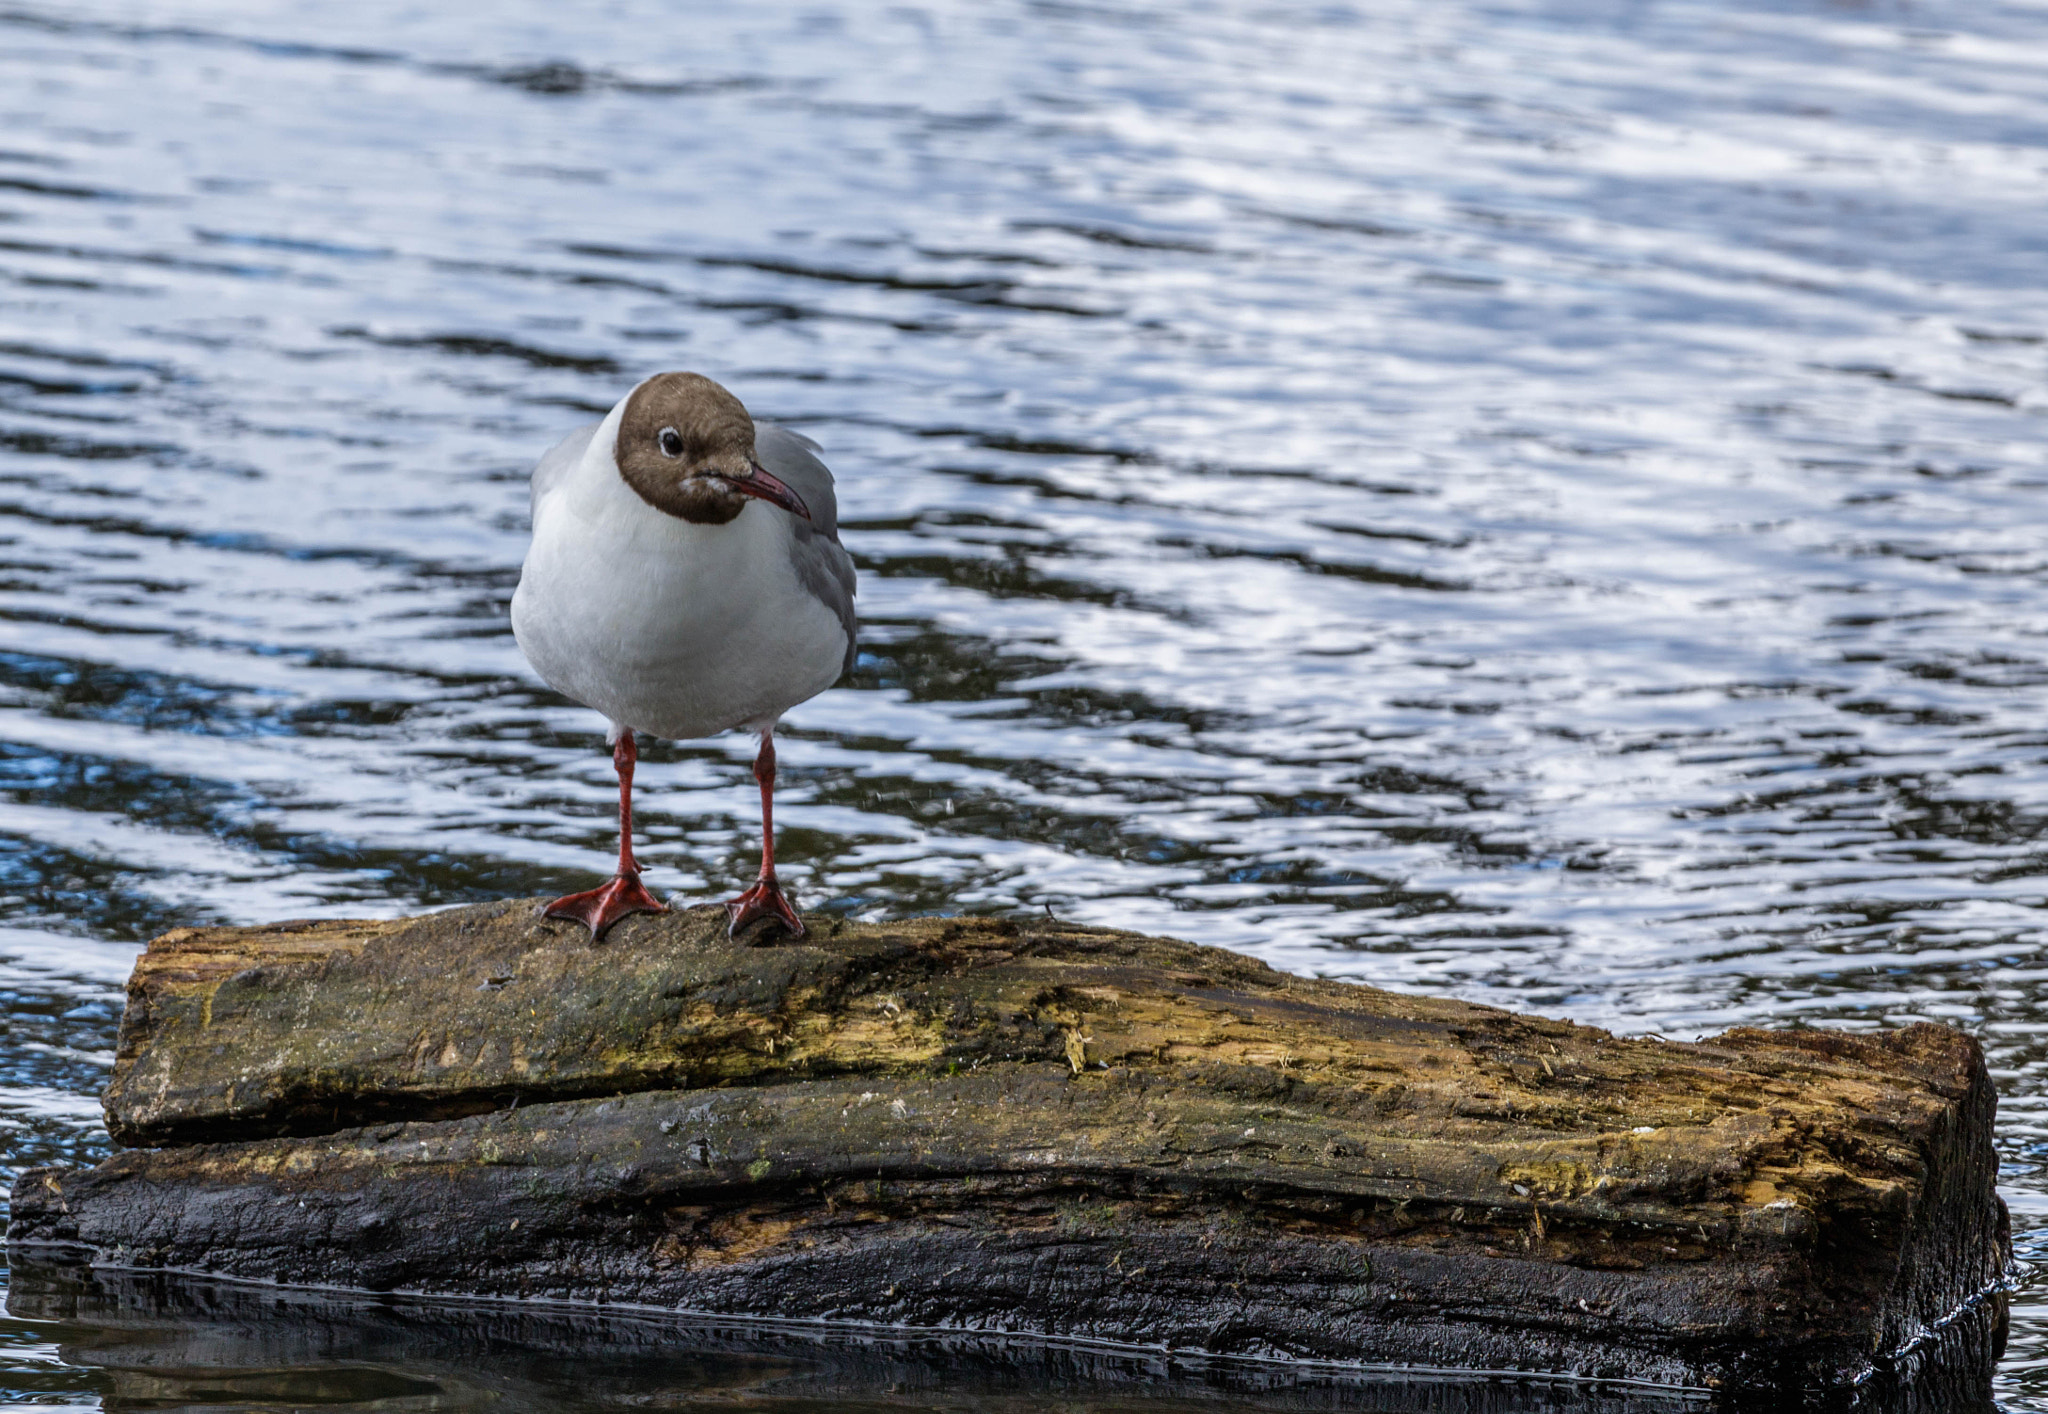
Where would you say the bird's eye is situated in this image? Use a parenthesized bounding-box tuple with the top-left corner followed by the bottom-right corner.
(658, 427, 684, 457)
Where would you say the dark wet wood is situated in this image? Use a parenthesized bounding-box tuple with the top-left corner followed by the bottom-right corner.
(11, 899, 2011, 1395)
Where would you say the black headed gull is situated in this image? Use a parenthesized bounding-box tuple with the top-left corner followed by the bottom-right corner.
(512, 372, 856, 941)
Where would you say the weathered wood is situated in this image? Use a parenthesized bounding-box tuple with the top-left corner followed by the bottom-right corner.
(2, 1250, 2002, 1413)
(10, 900, 2010, 1395)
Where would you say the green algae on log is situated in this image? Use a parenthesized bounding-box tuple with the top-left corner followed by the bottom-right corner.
(10, 900, 2011, 1395)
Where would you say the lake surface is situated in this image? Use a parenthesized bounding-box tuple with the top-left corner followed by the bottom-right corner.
(1, 0, 2046, 1405)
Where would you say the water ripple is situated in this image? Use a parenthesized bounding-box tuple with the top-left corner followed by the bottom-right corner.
(4, 0, 2048, 1402)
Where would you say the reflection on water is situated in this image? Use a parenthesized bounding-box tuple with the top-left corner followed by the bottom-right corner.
(2, 0, 2048, 1404)
(0, 1255, 2012, 1414)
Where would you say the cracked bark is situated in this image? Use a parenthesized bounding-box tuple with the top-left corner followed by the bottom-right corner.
(7, 899, 2010, 1395)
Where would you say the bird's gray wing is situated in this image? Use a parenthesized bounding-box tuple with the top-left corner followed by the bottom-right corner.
(758, 420, 858, 677)
(755, 421, 839, 537)
(530, 420, 600, 519)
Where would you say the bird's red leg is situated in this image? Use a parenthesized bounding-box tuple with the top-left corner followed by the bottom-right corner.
(544, 729, 667, 942)
(726, 732, 805, 940)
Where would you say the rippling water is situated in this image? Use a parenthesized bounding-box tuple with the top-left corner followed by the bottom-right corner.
(3, 0, 2048, 1404)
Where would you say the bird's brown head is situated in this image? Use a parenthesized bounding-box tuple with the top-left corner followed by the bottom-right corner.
(614, 372, 810, 525)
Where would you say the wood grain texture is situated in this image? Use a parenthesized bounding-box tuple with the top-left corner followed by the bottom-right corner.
(11, 899, 2011, 1394)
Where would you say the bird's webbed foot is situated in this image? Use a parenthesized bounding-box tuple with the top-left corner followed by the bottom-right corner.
(726, 874, 806, 942)
(543, 871, 667, 942)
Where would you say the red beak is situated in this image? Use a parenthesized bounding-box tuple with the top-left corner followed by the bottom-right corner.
(726, 463, 811, 522)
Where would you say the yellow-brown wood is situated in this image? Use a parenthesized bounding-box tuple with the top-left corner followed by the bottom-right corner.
(10, 899, 2009, 1395)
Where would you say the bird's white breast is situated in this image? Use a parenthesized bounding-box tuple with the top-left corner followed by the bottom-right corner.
(511, 412, 849, 741)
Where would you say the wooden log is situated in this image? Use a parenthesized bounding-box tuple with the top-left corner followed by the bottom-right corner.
(1, 1247, 2003, 1413)
(10, 900, 2010, 1396)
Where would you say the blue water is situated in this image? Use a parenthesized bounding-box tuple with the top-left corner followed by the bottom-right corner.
(2, 0, 2047, 1404)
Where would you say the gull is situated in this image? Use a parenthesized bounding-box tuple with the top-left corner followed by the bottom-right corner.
(511, 372, 856, 941)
